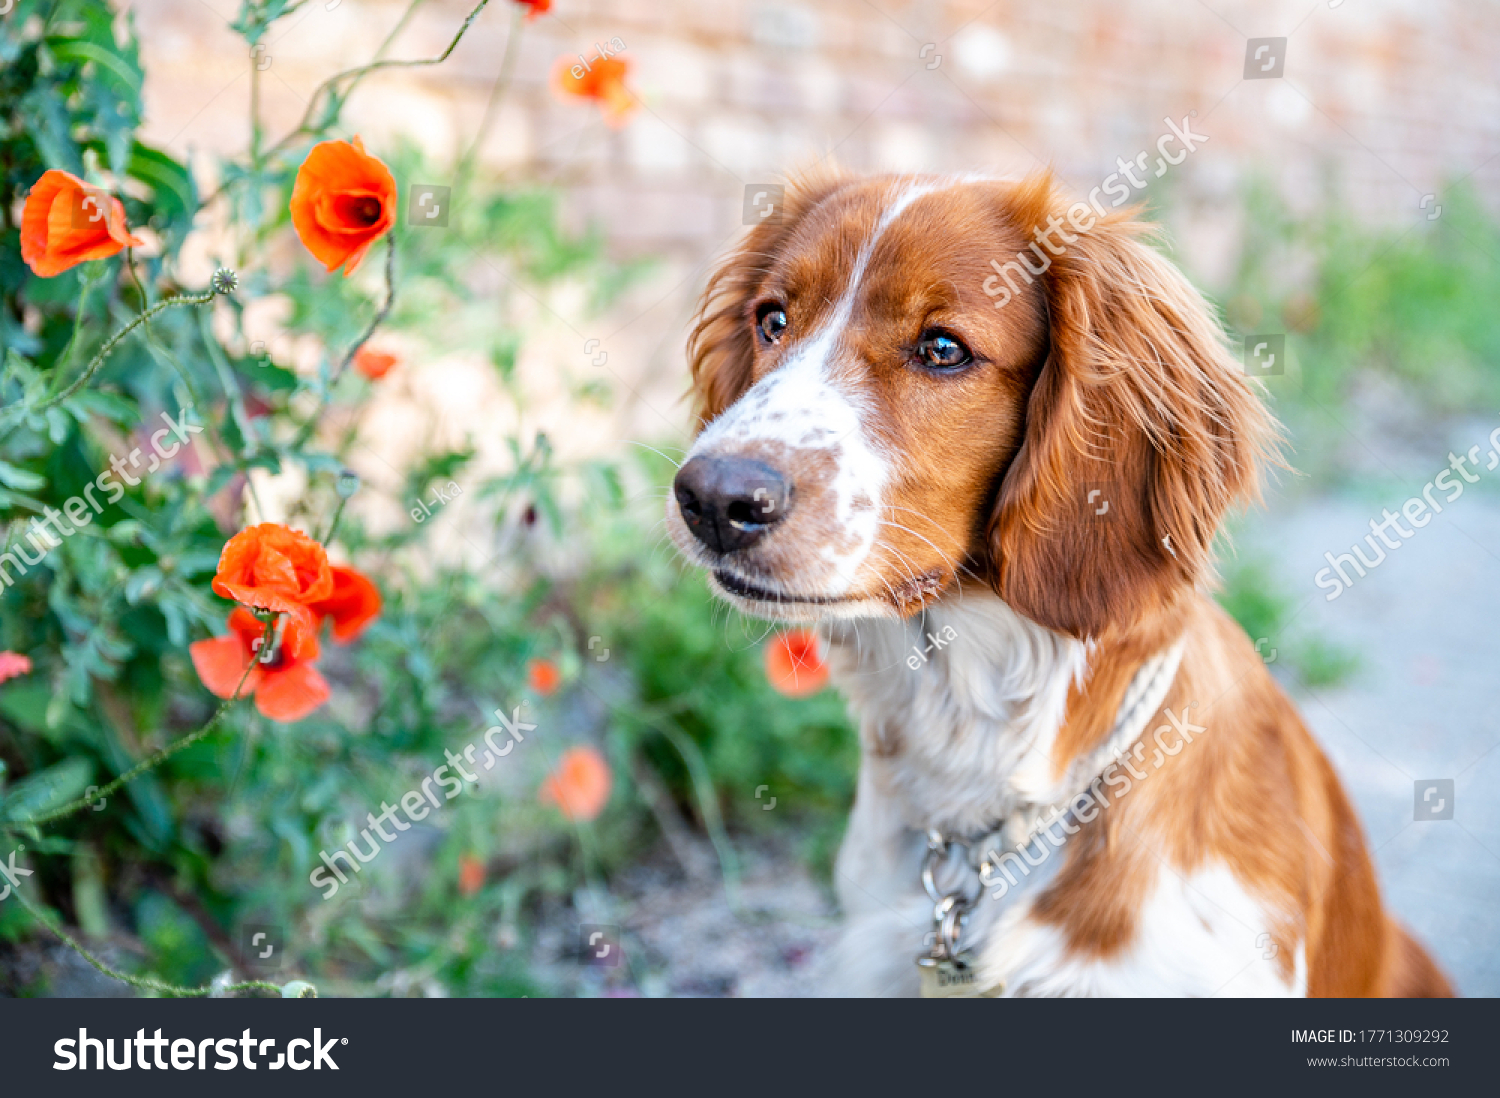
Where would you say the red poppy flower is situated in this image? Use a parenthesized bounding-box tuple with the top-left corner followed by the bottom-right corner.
(190, 609, 330, 722)
(458, 854, 485, 896)
(765, 629, 829, 697)
(211, 523, 334, 631)
(527, 657, 561, 696)
(552, 55, 635, 128)
(539, 746, 611, 821)
(512, 0, 550, 19)
(309, 565, 382, 643)
(354, 346, 398, 380)
(20, 170, 144, 278)
(0, 651, 33, 684)
(289, 136, 397, 276)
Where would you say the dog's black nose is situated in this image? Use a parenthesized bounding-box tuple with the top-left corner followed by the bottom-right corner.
(674, 455, 793, 553)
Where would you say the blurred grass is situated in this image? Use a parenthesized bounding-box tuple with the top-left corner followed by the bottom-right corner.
(1217, 179, 1500, 484)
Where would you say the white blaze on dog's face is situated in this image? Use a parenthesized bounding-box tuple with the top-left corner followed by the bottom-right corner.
(671, 170, 1271, 639)
(666, 174, 1051, 622)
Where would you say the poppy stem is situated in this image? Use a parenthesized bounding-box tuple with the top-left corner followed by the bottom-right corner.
(54, 267, 102, 380)
(266, 0, 492, 157)
(456, 3, 525, 186)
(33, 288, 219, 416)
(332, 235, 397, 388)
(3, 619, 273, 831)
(321, 496, 349, 547)
(197, 0, 430, 211)
(7, 885, 291, 998)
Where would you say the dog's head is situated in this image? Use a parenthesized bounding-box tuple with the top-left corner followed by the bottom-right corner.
(666, 170, 1277, 641)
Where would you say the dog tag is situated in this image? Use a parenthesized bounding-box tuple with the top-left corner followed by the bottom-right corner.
(917, 957, 1002, 998)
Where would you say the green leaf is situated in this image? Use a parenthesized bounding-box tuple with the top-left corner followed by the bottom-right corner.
(18, 84, 83, 175)
(0, 757, 94, 822)
(230, 0, 304, 46)
(127, 142, 197, 228)
(0, 460, 47, 491)
(0, 681, 53, 737)
(125, 566, 164, 604)
(46, 40, 144, 96)
(204, 464, 240, 498)
(70, 389, 139, 424)
(105, 520, 145, 545)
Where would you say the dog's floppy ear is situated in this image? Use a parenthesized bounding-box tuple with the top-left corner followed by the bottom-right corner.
(989, 177, 1280, 640)
(686, 170, 848, 429)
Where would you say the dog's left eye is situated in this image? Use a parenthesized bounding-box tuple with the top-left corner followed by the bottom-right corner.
(756, 304, 788, 343)
(915, 330, 971, 371)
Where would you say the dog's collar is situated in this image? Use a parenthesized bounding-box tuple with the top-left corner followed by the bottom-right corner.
(916, 637, 1186, 997)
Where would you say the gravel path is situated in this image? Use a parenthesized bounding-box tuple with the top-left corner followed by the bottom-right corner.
(533, 836, 841, 998)
(1244, 489, 1500, 997)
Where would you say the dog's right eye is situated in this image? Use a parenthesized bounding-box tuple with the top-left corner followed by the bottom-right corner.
(915, 330, 972, 371)
(756, 304, 788, 343)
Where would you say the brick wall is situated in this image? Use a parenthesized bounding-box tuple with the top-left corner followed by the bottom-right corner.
(129, 0, 1500, 450)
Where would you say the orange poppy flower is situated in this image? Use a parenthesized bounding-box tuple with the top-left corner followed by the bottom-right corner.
(527, 657, 561, 696)
(354, 346, 398, 380)
(20, 170, 144, 278)
(0, 651, 33, 684)
(458, 854, 485, 896)
(211, 523, 334, 631)
(765, 629, 829, 697)
(539, 746, 611, 821)
(308, 564, 382, 643)
(190, 608, 330, 722)
(513, 0, 550, 19)
(552, 55, 635, 128)
(289, 136, 396, 276)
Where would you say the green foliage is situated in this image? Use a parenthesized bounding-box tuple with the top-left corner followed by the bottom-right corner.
(0, 0, 850, 997)
(1216, 553, 1358, 689)
(1224, 178, 1500, 480)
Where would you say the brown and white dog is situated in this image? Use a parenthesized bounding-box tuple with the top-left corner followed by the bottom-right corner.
(665, 170, 1452, 997)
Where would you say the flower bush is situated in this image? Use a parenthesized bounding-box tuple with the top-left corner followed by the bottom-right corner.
(0, 0, 859, 997)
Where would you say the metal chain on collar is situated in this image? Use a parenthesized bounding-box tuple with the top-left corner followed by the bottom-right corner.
(914, 639, 1188, 978)
(919, 829, 985, 965)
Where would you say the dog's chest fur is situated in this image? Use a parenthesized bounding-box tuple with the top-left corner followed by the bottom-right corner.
(822, 592, 1304, 998)
(825, 594, 1088, 835)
